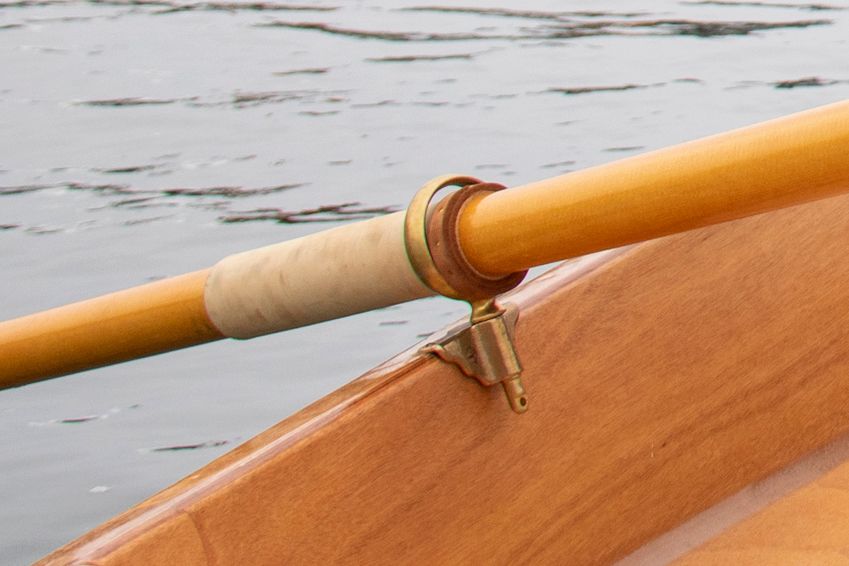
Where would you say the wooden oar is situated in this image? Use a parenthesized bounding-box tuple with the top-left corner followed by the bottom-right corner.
(459, 99, 849, 276)
(1, 99, 848, 389)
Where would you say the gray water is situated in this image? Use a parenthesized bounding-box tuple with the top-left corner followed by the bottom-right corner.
(1, 0, 848, 562)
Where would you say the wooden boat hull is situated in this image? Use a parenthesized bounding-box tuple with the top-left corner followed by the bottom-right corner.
(40, 192, 849, 564)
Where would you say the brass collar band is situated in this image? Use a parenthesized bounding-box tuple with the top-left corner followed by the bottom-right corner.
(427, 182, 527, 302)
(404, 175, 527, 303)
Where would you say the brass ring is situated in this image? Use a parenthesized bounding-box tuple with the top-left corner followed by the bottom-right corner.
(404, 174, 482, 300)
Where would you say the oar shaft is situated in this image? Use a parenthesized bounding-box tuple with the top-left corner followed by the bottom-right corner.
(0, 212, 433, 389)
(0, 270, 221, 388)
(459, 100, 849, 276)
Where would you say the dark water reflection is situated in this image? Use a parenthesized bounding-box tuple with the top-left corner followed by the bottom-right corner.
(1, 0, 848, 562)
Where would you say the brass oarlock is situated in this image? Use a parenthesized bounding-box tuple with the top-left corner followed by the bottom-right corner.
(404, 176, 528, 413)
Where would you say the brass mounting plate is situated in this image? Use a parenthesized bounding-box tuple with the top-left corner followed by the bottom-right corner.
(424, 302, 527, 413)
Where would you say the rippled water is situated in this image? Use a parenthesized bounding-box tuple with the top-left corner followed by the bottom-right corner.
(1, 0, 848, 562)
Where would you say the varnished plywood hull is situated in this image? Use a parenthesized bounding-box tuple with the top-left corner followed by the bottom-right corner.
(673, 451, 849, 564)
(40, 192, 849, 565)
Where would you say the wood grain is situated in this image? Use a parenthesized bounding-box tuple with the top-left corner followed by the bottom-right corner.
(674, 457, 849, 564)
(39, 192, 849, 565)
